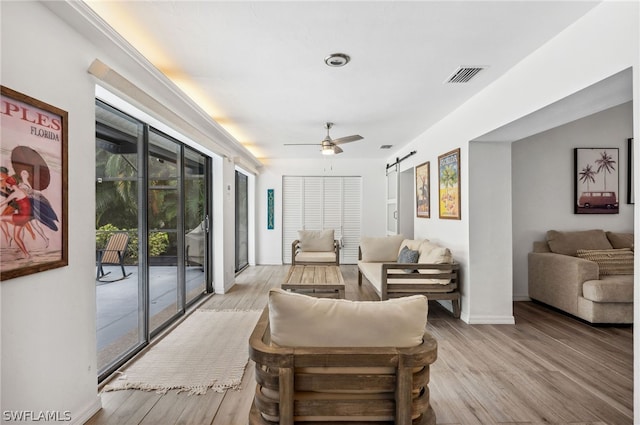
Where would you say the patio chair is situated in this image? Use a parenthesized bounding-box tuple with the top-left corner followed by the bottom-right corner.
(96, 232, 132, 282)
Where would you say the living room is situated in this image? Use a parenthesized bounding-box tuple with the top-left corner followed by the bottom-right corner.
(1, 1, 638, 424)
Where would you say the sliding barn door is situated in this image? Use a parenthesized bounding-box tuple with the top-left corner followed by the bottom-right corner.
(386, 164, 399, 235)
(282, 176, 361, 264)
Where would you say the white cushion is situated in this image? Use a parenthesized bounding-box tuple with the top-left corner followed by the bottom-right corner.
(298, 229, 335, 252)
(360, 235, 405, 262)
(268, 288, 427, 348)
(399, 239, 426, 256)
(416, 241, 453, 283)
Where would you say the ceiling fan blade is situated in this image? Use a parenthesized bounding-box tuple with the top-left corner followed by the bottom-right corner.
(284, 143, 320, 146)
(333, 145, 344, 154)
(332, 135, 363, 145)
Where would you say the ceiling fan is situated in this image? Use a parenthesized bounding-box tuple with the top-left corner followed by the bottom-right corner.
(285, 122, 363, 155)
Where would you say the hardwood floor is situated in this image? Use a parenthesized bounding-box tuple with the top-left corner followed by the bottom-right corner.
(86, 265, 633, 425)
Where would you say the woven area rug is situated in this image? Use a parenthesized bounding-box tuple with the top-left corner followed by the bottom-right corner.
(104, 309, 262, 395)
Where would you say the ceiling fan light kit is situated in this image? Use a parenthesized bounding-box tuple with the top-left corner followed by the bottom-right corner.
(284, 122, 363, 155)
(322, 146, 335, 155)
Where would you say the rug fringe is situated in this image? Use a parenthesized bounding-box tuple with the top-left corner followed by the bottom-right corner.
(196, 308, 262, 313)
(104, 379, 243, 395)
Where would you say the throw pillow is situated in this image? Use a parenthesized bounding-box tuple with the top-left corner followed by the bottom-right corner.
(397, 245, 420, 272)
(268, 288, 428, 348)
(547, 229, 612, 256)
(576, 248, 634, 276)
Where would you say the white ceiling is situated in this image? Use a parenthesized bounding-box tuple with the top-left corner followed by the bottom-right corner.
(84, 1, 603, 161)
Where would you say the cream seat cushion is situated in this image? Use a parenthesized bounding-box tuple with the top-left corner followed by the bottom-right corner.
(268, 288, 427, 348)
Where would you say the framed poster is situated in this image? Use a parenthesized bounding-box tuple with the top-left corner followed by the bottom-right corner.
(415, 161, 430, 218)
(0, 86, 68, 280)
(574, 147, 619, 214)
(438, 148, 461, 220)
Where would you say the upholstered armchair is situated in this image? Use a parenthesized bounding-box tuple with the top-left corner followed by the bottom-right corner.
(291, 229, 340, 265)
(249, 289, 437, 425)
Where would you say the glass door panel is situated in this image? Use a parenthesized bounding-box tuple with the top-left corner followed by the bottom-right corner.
(95, 101, 145, 379)
(148, 130, 181, 334)
(235, 171, 248, 272)
(184, 147, 207, 304)
(386, 165, 399, 235)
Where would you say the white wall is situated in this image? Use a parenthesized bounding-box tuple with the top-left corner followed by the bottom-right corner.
(1, 1, 249, 421)
(1, 2, 101, 422)
(387, 1, 638, 324)
(469, 142, 514, 323)
(512, 102, 634, 300)
(256, 157, 386, 264)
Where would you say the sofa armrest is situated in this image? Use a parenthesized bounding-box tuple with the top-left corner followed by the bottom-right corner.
(528, 252, 598, 316)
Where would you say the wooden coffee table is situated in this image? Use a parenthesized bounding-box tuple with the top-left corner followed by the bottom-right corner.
(282, 265, 345, 299)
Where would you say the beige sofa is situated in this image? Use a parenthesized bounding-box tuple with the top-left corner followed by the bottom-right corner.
(528, 229, 634, 324)
(357, 235, 460, 318)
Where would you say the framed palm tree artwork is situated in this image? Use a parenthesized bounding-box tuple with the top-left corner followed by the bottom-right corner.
(438, 148, 461, 220)
(574, 148, 619, 214)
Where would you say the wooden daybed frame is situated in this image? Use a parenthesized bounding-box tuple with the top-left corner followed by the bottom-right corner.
(248, 307, 438, 425)
(357, 247, 461, 318)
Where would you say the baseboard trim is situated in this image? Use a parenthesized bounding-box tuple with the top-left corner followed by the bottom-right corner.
(513, 295, 531, 301)
(71, 395, 102, 425)
(463, 314, 516, 325)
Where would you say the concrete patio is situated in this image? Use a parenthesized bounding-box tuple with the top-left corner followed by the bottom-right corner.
(96, 264, 206, 371)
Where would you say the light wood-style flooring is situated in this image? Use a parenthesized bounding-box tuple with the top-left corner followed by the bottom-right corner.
(86, 265, 633, 425)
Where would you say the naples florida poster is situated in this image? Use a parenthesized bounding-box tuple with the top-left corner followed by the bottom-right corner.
(0, 86, 68, 280)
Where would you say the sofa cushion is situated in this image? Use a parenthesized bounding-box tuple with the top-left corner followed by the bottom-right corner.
(299, 229, 334, 252)
(576, 248, 634, 276)
(547, 229, 612, 256)
(582, 275, 634, 303)
(360, 235, 405, 262)
(606, 232, 634, 249)
(268, 288, 427, 348)
(295, 251, 337, 263)
(399, 239, 425, 255)
(416, 241, 453, 284)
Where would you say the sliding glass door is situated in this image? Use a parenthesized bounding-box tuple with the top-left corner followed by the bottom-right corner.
(184, 147, 208, 304)
(148, 130, 181, 334)
(95, 102, 145, 378)
(96, 100, 212, 381)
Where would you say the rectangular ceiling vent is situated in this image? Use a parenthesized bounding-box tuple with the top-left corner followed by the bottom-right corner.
(446, 66, 485, 83)
(380, 145, 393, 150)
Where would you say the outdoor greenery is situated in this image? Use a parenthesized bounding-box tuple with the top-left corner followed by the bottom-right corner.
(96, 224, 169, 264)
(96, 147, 206, 263)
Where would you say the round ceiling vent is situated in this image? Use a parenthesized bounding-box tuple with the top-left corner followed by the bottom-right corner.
(324, 53, 350, 67)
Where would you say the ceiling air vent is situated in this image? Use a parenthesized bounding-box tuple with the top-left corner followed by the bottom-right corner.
(446, 66, 485, 83)
(380, 145, 393, 149)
